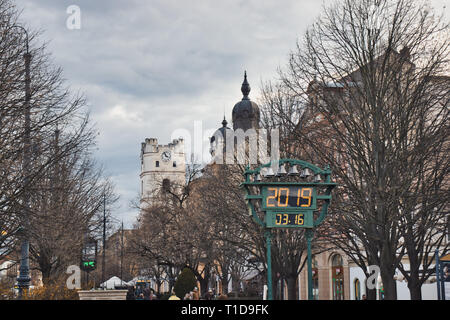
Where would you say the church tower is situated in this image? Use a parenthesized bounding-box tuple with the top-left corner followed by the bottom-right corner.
(231, 71, 260, 131)
(140, 138, 186, 202)
(210, 71, 262, 165)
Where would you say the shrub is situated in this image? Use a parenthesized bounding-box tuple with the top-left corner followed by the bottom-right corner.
(22, 281, 79, 300)
(0, 279, 15, 300)
(173, 268, 197, 299)
(159, 292, 171, 300)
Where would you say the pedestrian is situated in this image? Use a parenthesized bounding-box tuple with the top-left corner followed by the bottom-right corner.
(143, 287, 151, 300)
(168, 290, 180, 300)
(126, 286, 135, 300)
(204, 289, 213, 300)
(192, 287, 200, 300)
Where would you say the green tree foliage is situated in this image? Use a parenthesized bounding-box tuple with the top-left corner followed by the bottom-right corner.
(174, 268, 197, 299)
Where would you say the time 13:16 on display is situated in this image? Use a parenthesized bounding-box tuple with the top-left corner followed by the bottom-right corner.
(275, 213, 304, 226)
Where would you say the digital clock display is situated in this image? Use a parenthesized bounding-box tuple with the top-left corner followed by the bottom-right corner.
(263, 186, 314, 208)
(275, 213, 304, 226)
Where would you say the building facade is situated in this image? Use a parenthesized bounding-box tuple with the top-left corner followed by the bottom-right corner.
(140, 137, 186, 201)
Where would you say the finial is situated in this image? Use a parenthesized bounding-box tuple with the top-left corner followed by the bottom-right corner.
(222, 116, 228, 127)
(241, 70, 250, 100)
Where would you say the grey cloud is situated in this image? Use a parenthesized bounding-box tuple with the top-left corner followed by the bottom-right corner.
(11, 0, 340, 227)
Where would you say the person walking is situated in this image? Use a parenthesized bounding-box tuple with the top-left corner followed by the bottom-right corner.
(143, 287, 151, 300)
(168, 290, 180, 300)
(204, 289, 214, 300)
(192, 287, 200, 300)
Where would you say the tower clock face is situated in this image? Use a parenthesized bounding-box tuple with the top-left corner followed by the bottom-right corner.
(161, 151, 171, 162)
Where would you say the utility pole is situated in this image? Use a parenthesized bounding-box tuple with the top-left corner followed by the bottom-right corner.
(15, 25, 31, 299)
(101, 193, 106, 287)
(120, 221, 124, 286)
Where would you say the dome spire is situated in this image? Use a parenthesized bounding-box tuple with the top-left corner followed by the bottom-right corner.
(222, 115, 228, 127)
(241, 70, 250, 100)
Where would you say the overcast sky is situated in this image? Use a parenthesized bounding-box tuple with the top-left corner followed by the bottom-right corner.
(13, 0, 448, 228)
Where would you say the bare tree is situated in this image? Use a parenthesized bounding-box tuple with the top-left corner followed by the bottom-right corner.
(193, 164, 267, 296)
(130, 159, 214, 294)
(278, 0, 449, 299)
(28, 128, 116, 285)
(0, 0, 118, 287)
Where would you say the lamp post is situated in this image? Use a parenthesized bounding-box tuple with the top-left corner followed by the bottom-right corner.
(10, 24, 32, 299)
(101, 193, 106, 287)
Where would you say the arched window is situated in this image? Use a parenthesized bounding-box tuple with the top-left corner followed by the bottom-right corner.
(331, 254, 344, 300)
(354, 278, 361, 300)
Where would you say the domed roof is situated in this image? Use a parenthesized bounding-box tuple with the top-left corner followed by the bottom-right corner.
(210, 116, 233, 156)
(210, 116, 232, 143)
(232, 71, 260, 131)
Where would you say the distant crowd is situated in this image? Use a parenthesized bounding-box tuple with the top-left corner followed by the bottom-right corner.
(127, 286, 228, 300)
(169, 287, 228, 300)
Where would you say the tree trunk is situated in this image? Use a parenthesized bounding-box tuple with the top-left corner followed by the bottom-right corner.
(380, 242, 398, 300)
(366, 287, 377, 300)
(381, 272, 397, 300)
(221, 273, 229, 295)
(199, 277, 209, 297)
(271, 272, 279, 300)
(286, 276, 297, 300)
(39, 259, 53, 286)
(405, 247, 422, 300)
(407, 278, 422, 300)
(155, 279, 161, 294)
(41, 270, 52, 286)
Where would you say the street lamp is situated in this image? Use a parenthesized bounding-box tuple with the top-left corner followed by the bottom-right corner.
(9, 24, 32, 299)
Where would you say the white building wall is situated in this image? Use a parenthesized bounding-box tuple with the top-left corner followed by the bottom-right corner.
(349, 264, 438, 300)
(140, 137, 186, 202)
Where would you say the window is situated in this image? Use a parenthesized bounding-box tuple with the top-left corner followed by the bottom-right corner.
(354, 278, 361, 300)
(162, 178, 170, 192)
(155, 161, 159, 167)
(331, 254, 344, 300)
(312, 257, 319, 300)
(173, 161, 177, 167)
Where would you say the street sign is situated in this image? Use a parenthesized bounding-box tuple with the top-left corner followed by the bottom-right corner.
(81, 237, 97, 272)
(82, 261, 95, 268)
